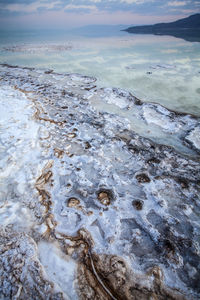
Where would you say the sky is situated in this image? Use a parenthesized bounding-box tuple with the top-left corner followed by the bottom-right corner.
(0, 0, 199, 29)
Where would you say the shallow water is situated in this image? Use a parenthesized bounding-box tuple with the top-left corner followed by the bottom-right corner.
(0, 29, 200, 115)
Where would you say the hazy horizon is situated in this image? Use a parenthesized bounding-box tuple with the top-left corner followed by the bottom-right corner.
(0, 0, 200, 30)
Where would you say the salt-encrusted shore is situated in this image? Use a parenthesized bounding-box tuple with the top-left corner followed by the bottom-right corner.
(0, 64, 200, 299)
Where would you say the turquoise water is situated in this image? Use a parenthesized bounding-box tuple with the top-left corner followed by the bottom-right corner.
(0, 28, 200, 115)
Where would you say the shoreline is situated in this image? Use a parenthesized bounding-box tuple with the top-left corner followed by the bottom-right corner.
(1, 63, 200, 119)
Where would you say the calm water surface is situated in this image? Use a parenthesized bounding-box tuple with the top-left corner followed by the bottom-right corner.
(0, 28, 200, 115)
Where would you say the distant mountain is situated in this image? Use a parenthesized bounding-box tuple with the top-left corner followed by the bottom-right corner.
(123, 14, 200, 42)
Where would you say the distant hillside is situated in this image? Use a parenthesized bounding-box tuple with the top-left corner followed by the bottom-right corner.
(123, 14, 200, 42)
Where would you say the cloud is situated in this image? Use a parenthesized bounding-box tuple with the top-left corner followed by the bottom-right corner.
(64, 4, 98, 13)
(167, 1, 188, 6)
(120, 0, 155, 3)
(0, 0, 199, 29)
(170, 8, 199, 13)
(0, 0, 61, 13)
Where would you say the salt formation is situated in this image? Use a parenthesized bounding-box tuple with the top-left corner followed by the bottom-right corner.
(2, 44, 73, 53)
(185, 126, 200, 152)
(0, 64, 200, 299)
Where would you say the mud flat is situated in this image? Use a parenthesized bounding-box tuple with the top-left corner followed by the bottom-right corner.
(0, 64, 200, 299)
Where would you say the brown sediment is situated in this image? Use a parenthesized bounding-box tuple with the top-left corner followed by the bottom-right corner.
(35, 161, 57, 237)
(66, 197, 93, 217)
(14, 86, 33, 94)
(77, 255, 116, 300)
(33, 171, 186, 300)
(54, 148, 64, 158)
(14, 86, 64, 126)
(97, 189, 114, 206)
(38, 116, 64, 125)
(77, 253, 186, 300)
(67, 197, 80, 208)
(36, 170, 53, 186)
(33, 160, 187, 299)
(98, 192, 111, 206)
(54, 229, 119, 299)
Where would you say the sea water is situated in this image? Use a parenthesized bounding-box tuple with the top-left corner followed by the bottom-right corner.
(0, 28, 200, 115)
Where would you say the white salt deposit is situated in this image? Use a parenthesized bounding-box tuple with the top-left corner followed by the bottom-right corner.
(185, 126, 200, 151)
(0, 86, 41, 229)
(0, 65, 200, 299)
